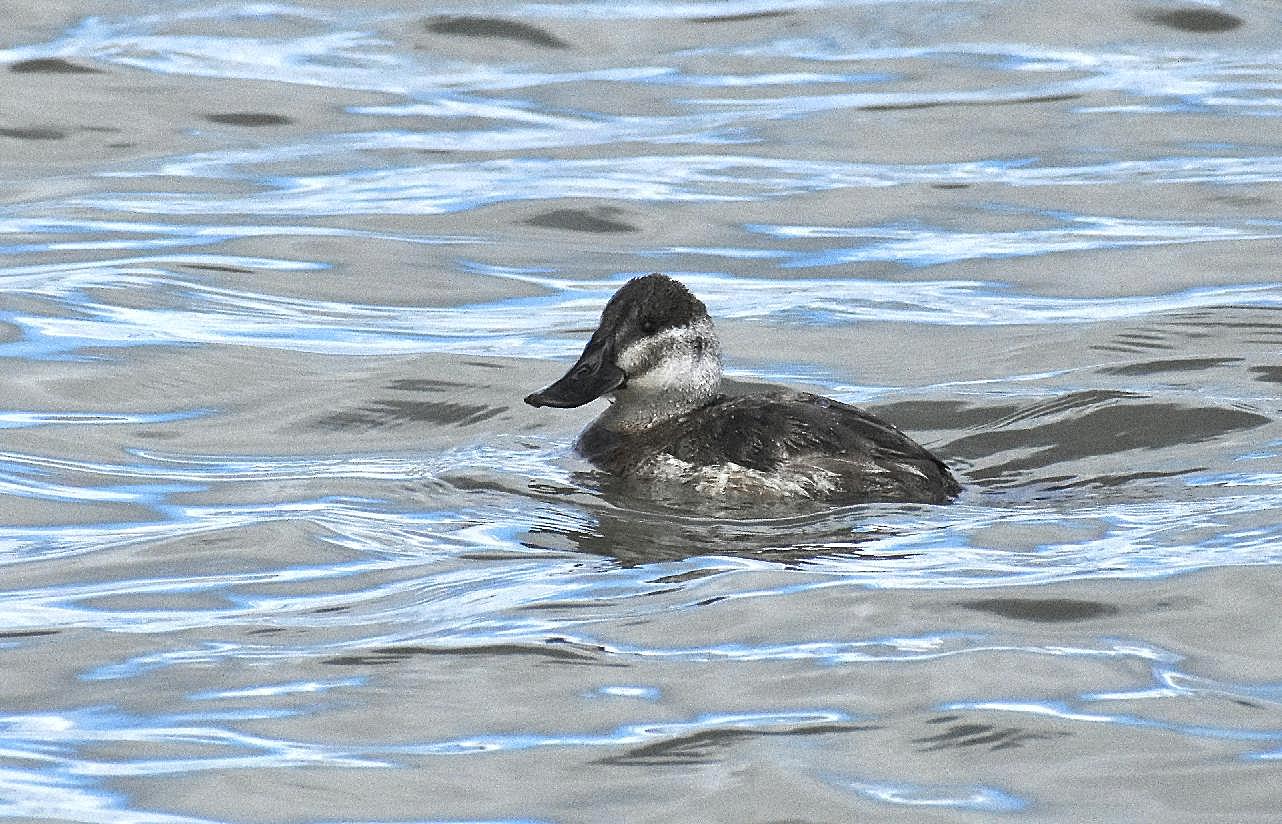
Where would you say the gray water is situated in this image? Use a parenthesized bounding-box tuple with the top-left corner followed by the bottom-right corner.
(1, 1, 1281, 821)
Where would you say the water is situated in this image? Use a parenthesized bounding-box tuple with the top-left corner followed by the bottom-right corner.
(1, 1, 1280, 820)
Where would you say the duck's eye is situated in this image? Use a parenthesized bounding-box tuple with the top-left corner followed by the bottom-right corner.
(639, 317, 657, 336)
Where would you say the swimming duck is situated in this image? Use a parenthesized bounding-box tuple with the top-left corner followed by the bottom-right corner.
(525, 274, 959, 503)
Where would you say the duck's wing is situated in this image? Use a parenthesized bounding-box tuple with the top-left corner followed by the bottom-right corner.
(661, 393, 959, 499)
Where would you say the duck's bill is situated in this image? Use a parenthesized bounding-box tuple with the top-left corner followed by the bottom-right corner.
(524, 338, 626, 408)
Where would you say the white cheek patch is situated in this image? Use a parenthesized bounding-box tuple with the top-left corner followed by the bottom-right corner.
(616, 327, 692, 390)
(599, 316, 722, 431)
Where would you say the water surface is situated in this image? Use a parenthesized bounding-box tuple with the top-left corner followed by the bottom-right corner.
(1, 1, 1281, 821)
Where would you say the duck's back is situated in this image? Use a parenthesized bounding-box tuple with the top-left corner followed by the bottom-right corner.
(580, 392, 960, 503)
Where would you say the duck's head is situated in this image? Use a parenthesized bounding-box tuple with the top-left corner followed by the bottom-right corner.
(524, 273, 722, 426)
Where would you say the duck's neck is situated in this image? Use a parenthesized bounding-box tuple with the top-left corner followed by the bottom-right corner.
(598, 320, 722, 433)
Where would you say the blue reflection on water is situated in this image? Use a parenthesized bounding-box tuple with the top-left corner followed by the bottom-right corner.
(68, 154, 1282, 216)
(4, 256, 1280, 363)
(824, 772, 1028, 813)
(589, 685, 662, 700)
(188, 678, 366, 701)
(941, 699, 1282, 745)
(0, 409, 203, 430)
(741, 214, 1282, 268)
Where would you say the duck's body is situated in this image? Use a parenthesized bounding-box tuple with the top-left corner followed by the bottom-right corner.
(577, 391, 957, 502)
(525, 274, 959, 504)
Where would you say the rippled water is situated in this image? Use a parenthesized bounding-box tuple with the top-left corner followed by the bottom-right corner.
(1, 1, 1281, 821)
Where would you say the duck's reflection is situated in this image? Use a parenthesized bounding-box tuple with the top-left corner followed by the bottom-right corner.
(522, 473, 925, 565)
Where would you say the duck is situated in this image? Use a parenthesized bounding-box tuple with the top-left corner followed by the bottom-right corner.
(524, 273, 960, 503)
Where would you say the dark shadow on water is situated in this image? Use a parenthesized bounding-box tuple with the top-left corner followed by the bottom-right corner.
(597, 721, 875, 767)
(204, 112, 293, 127)
(947, 393, 1270, 484)
(1250, 366, 1282, 384)
(315, 399, 506, 430)
(1137, 7, 1244, 32)
(314, 379, 507, 431)
(0, 127, 65, 141)
(386, 378, 472, 393)
(913, 720, 1070, 752)
(1100, 357, 1243, 376)
(868, 399, 1020, 432)
(1171, 307, 1282, 344)
(646, 568, 723, 585)
(1042, 467, 1202, 491)
(960, 597, 1120, 622)
(862, 93, 1081, 112)
(525, 207, 638, 234)
(426, 16, 569, 49)
(689, 10, 794, 24)
(10, 58, 103, 74)
(1091, 333, 1178, 354)
(1096, 308, 1282, 355)
(187, 263, 256, 275)
(322, 638, 617, 667)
